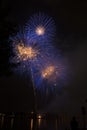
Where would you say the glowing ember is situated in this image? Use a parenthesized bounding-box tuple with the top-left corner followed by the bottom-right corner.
(35, 26, 45, 36)
(42, 66, 55, 79)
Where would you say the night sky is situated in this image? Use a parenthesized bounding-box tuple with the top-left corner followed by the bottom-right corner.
(0, 0, 87, 116)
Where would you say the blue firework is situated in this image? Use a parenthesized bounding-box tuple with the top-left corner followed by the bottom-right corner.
(31, 50, 68, 93)
(9, 14, 68, 96)
(26, 13, 56, 44)
(10, 31, 55, 78)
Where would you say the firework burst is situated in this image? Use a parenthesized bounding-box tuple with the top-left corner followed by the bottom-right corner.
(32, 51, 67, 93)
(10, 13, 68, 96)
(10, 31, 67, 91)
(10, 31, 55, 76)
(42, 65, 55, 79)
(16, 42, 39, 61)
(26, 13, 56, 44)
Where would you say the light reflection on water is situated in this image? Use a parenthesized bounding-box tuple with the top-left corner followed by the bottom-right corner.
(11, 118, 14, 128)
(29, 117, 58, 130)
(0, 114, 67, 130)
(30, 119, 33, 130)
(38, 118, 41, 127)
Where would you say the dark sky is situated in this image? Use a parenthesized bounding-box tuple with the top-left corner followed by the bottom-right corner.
(0, 0, 87, 115)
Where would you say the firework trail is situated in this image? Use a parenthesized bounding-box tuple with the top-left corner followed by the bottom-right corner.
(10, 30, 55, 78)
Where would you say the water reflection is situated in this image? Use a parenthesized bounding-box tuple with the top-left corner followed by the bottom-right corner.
(55, 119, 58, 130)
(30, 119, 33, 130)
(28, 115, 59, 130)
(38, 118, 41, 127)
(11, 117, 14, 128)
(1, 114, 5, 128)
(11, 113, 15, 128)
(0, 113, 66, 130)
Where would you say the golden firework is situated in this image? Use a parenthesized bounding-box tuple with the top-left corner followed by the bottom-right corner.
(42, 65, 55, 79)
(17, 43, 38, 61)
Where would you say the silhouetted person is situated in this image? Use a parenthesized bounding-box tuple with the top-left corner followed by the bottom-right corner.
(70, 117, 79, 130)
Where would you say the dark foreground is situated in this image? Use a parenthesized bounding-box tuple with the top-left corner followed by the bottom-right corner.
(0, 113, 86, 130)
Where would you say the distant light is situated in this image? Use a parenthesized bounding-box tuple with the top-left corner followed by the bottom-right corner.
(31, 111, 34, 114)
(35, 26, 45, 36)
(38, 115, 42, 119)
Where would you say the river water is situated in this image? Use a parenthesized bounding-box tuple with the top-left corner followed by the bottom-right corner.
(0, 113, 70, 130)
